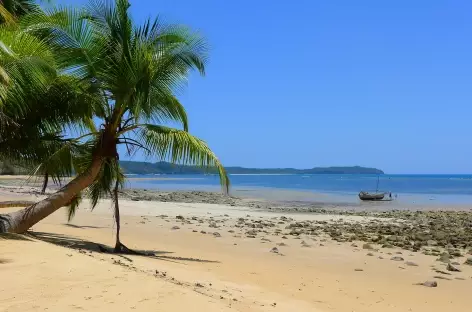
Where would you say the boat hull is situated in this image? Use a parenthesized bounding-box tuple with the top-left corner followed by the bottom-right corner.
(358, 192, 385, 201)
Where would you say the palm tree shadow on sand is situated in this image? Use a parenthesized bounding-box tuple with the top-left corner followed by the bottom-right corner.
(63, 224, 106, 230)
(27, 231, 219, 264)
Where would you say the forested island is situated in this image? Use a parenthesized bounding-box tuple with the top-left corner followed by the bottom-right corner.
(119, 161, 384, 175)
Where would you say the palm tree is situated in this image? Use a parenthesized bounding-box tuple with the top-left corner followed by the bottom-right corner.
(0, 0, 229, 236)
(0, 1, 95, 199)
(0, 5, 94, 167)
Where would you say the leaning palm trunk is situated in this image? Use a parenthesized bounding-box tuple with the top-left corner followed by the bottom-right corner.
(0, 201, 36, 208)
(0, 157, 103, 233)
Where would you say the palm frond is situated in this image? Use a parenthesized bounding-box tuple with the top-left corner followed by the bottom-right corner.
(30, 138, 80, 180)
(20, 5, 109, 80)
(136, 124, 229, 192)
(85, 156, 124, 210)
(0, 25, 57, 112)
(0, 4, 15, 25)
(66, 191, 83, 222)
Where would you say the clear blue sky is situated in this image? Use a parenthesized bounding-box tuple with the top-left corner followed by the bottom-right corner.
(58, 0, 472, 174)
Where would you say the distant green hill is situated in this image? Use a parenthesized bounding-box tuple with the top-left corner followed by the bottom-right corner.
(119, 161, 384, 175)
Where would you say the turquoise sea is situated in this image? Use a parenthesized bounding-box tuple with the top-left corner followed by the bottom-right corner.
(127, 174, 472, 206)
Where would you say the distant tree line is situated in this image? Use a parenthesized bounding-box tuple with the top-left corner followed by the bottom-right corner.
(119, 161, 384, 175)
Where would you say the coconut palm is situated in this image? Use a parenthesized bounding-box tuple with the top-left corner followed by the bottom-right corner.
(0, 1, 96, 196)
(0, 8, 95, 172)
(0, 0, 229, 239)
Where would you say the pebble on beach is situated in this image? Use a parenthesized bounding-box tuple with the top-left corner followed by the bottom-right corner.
(420, 281, 438, 288)
(446, 263, 461, 272)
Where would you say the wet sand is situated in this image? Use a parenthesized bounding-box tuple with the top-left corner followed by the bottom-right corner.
(1, 185, 472, 312)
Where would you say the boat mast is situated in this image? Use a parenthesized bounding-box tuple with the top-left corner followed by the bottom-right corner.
(375, 175, 380, 192)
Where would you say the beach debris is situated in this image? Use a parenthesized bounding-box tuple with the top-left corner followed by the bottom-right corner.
(200, 230, 207, 234)
(300, 240, 311, 247)
(455, 277, 466, 280)
(366, 252, 374, 256)
(176, 215, 184, 220)
(270, 247, 279, 254)
(405, 261, 418, 267)
(363, 243, 374, 250)
(446, 263, 461, 272)
(261, 237, 271, 242)
(390, 256, 404, 261)
(464, 257, 472, 266)
(351, 243, 358, 248)
(213, 232, 221, 238)
(434, 269, 451, 275)
(171, 226, 180, 230)
(354, 268, 364, 272)
(433, 275, 451, 280)
(246, 230, 258, 236)
(277, 242, 288, 247)
(289, 229, 302, 236)
(419, 280, 438, 288)
(437, 252, 451, 263)
(195, 282, 204, 288)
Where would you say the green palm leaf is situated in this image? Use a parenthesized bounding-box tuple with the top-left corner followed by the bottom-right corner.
(136, 124, 229, 192)
(66, 191, 82, 222)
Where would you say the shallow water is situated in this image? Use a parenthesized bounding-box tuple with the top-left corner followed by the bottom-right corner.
(126, 174, 472, 206)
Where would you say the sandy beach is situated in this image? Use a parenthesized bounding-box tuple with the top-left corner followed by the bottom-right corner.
(1, 183, 472, 312)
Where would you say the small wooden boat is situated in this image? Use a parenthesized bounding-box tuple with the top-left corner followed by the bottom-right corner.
(358, 191, 385, 201)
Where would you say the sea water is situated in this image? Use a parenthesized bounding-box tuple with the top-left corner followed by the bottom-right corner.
(126, 174, 472, 206)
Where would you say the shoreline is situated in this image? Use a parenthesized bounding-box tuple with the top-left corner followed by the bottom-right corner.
(3, 175, 472, 210)
(4, 172, 472, 208)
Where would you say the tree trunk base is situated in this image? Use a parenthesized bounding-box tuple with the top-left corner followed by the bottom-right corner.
(113, 241, 148, 255)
